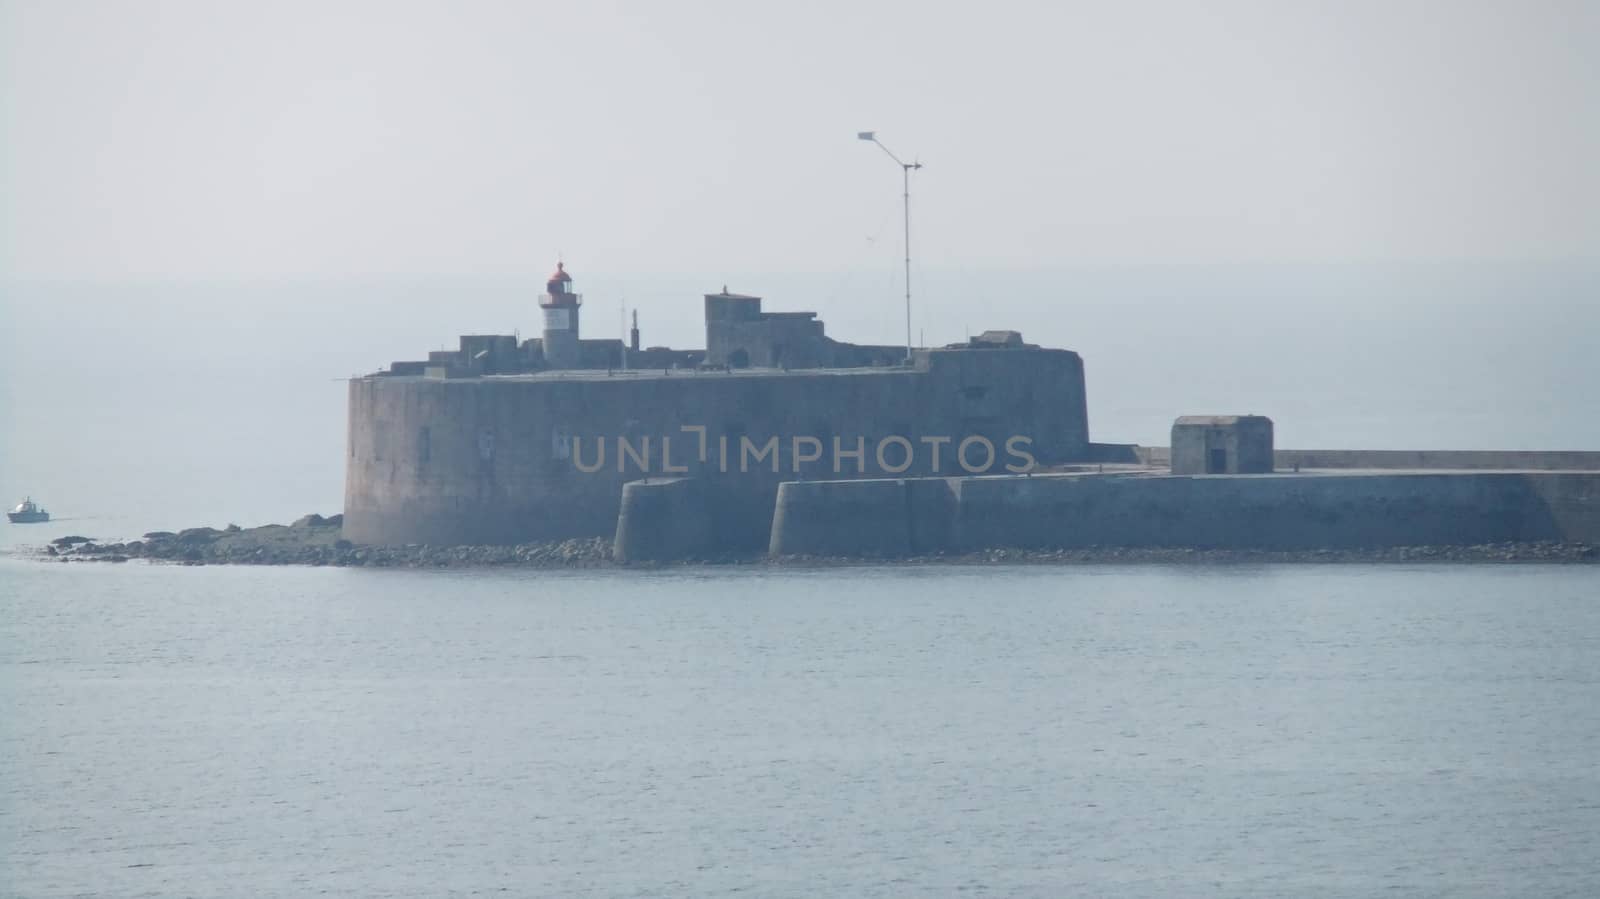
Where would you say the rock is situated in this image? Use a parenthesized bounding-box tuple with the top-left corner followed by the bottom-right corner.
(143, 531, 176, 540)
(177, 527, 220, 545)
(51, 535, 92, 546)
(291, 513, 328, 528)
(325, 514, 344, 527)
(224, 523, 242, 533)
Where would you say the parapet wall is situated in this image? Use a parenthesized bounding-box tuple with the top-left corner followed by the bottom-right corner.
(1136, 447, 1600, 471)
(1274, 449, 1600, 470)
(768, 471, 1600, 556)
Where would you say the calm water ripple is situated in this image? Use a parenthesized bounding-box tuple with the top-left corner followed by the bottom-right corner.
(2, 559, 1597, 897)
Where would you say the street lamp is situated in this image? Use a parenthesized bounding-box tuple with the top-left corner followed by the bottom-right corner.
(858, 131, 921, 364)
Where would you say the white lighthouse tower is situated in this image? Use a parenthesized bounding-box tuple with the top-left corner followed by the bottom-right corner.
(539, 261, 582, 369)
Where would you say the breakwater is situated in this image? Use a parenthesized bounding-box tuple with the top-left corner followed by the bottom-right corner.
(33, 470, 1600, 568)
(766, 471, 1600, 557)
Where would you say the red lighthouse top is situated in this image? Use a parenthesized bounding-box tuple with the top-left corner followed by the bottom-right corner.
(541, 261, 581, 307)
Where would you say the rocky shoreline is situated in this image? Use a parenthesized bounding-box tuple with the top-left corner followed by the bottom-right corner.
(30, 514, 1600, 568)
(39, 515, 614, 569)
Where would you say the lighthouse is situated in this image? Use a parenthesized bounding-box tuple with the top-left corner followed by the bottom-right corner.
(539, 261, 582, 369)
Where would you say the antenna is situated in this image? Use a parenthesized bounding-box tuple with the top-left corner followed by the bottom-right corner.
(858, 131, 922, 365)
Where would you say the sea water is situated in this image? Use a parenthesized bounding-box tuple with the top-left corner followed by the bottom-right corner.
(3, 559, 1597, 897)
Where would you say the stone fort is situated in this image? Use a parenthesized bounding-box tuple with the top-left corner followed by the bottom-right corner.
(343, 263, 1093, 548)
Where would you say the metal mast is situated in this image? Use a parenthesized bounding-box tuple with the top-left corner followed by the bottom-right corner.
(858, 132, 922, 363)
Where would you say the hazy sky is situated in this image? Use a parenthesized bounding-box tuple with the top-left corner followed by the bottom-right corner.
(2, 0, 1598, 526)
(2, 0, 1595, 282)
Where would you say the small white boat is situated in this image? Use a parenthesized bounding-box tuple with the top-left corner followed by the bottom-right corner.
(7, 497, 50, 524)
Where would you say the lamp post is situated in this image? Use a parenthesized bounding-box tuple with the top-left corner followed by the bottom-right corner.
(858, 131, 921, 364)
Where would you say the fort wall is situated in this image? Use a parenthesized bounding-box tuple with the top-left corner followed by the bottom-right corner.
(343, 347, 1090, 546)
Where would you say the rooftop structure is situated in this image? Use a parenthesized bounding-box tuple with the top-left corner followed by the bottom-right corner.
(703, 289, 903, 369)
(377, 262, 916, 379)
(1171, 415, 1275, 474)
